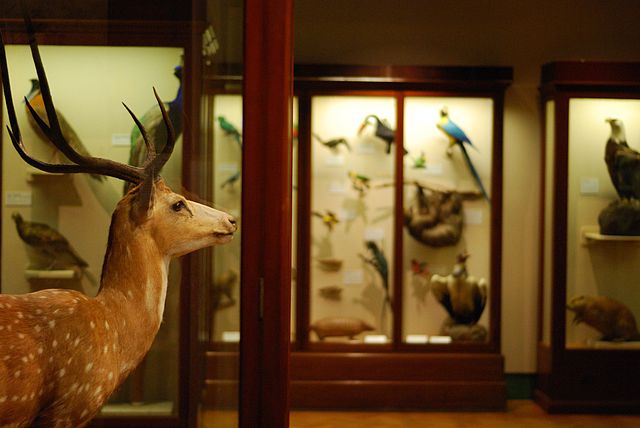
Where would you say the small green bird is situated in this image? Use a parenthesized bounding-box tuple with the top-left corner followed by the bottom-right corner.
(25, 79, 104, 182)
(312, 133, 351, 152)
(348, 170, 371, 196)
(12, 212, 88, 269)
(312, 209, 339, 231)
(218, 116, 242, 148)
(359, 241, 391, 325)
(410, 151, 427, 169)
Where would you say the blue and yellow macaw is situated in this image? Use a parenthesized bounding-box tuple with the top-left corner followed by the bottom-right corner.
(437, 107, 490, 202)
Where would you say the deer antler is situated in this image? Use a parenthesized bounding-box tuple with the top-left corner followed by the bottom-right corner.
(0, 15, 175, 185)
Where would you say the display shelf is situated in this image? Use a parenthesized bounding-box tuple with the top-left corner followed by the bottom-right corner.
(582, 229, 640, 245)
(536, 61, 640, 414)
(24, 269, 80, 279)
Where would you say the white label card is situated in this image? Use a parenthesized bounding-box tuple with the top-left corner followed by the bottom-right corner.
(343, 269, 364, 285)
(364, 335, 388, 344)
(364, 227, 385, 241)
(464, 209, 483, 225)
(5, 191, 32, 206)
(325, 154, 345, 167)
(111, 133, 131, 147)
(580, 177, 599, 194)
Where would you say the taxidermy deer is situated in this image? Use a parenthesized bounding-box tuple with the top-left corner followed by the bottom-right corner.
(0, 18, 237, 428)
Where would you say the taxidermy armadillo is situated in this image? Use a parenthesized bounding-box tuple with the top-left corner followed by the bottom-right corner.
(404, 184, 463, 247)
(309, 317, 375, 340)
(567, 295, 640, 341)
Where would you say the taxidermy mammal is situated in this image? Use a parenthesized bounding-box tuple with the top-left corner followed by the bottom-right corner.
(0, 20, 236, 427)
(567, 295, 640, 342)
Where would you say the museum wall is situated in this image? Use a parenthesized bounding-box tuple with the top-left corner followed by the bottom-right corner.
(293, 0, 640, 372)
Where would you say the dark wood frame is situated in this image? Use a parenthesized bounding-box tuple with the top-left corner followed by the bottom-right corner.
(535, 61, 640, 414)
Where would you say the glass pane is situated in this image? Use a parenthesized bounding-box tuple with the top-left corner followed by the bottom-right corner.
(1, 44, 183, 415)
(565, 98, 640, 350)
(292, 96, 299, 342)
(542, 100, 555, 346)
(200, 0, 243, 426)
(402, 97, 493, 344)
(308, 95, 396, 344)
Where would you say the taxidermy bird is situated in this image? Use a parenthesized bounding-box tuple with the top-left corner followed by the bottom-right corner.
(218, 115, 242, 148)
(12, 212, 88, 269)
(604, 118, 640, 199)
(348, 170, 371, 196)
(359, 241, 391, 322)
(410, 258, 430, 278)
(312, 209, 340, 231)
(358, 114, 396, 154)
(25, 79, 104, 182)
(437, 107, 490, 202)
(313, 133, 351, 152)
(221, 171, 241, 189)
(430, 251, 487, 325)
(125, 65, 183, 193)
(410, 151, 427, 169)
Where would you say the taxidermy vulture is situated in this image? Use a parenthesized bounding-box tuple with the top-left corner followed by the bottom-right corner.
(430, 251, 487, 325)
(604, 118, 640, 200)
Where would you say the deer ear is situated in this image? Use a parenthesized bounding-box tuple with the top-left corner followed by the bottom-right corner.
(131, 176, 156, 223)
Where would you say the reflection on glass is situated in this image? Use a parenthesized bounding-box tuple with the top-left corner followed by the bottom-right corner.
(542, 100, 555, 346)
(1, 45, 183, 415)
(565, 98, 640, 350)
(309, 96, 396, 344)
(211, 94, 242, 342)
(201, 1, 244, 425)
(402, 97, 493, 344)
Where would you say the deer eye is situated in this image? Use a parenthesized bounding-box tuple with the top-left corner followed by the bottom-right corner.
(172, 200, 186, 212)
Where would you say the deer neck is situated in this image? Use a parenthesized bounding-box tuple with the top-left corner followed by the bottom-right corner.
(96, 219, 170, 367)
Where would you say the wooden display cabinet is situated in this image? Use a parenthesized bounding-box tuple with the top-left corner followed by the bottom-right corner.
(290, 65, 512, 410)
(536, 61, 640, 413)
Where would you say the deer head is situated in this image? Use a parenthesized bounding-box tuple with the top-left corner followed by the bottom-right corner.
(0, 13, 236, 427)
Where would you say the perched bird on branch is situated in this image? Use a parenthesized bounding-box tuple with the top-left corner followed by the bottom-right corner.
(437, 107, 489, 202)
(125, 65, 183, 194)
(358, 114, 396, 154)
(312, 209, 339, 232)
(605, 118, 640, 200)
(313, 133, 351, 152)
(25, 79, 104, 182)
(218, 115, 242, 148)
(348, 170, 371, 196)
(12, 212, 88, 269)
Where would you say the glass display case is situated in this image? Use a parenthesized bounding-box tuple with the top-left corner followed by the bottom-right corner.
(536, 61, 640, 413)
(291, 65, 511, 409)
(0, 1, 294, 427)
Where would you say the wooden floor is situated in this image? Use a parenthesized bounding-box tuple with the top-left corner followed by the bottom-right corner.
(203, 400, 640, 427)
